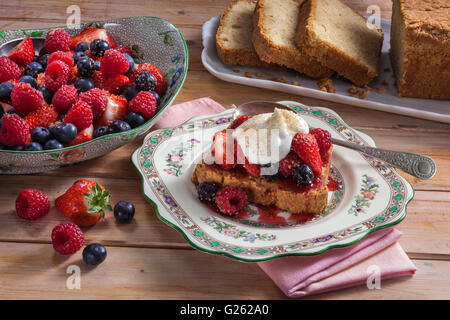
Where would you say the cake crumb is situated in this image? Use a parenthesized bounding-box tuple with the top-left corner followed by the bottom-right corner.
(348, 85, 359, 95)
(381, 80, 389, 86)
(317, 78, 336, 93)
(384, 68, 391, 72)
(255, 72, 262, 78)
(268, 77, 287, 83)
(232, 68, 240, 73)
(244, 72, 253, 78)
(358, 90, 367, 99)
(291, 81, 302, 86)
(375, 86, 383, 94)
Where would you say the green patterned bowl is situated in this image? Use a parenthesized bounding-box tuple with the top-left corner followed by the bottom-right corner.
(0, 16, 188, 174)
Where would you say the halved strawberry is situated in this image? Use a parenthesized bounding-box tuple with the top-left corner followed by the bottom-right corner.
(291, 133, 322, 176)
(66, 125, 93, 147)
(24, 103, 59, 131)
(243, 158, 260, 177)
(71, 28, 117, 50)
(129, 63, 167, 95)
(92, 71, 130, 94)
(229, 115, 252, 129)
(212, 130, 237, 169)
(96, 93, 128, 127)
(8, 37, 34, 67)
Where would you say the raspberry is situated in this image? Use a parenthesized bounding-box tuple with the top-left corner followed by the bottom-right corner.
(100, 49, 129, 75)
(0, 57, 21, 83)
(197, 182, 218, 202)
(24, 103, 59, 131)
(15, 189, 50, 220)
(52, 85, 78, 111)
(279, 151, 304, 177)
(44, 29, 71, 53)
(11, 82, 43, 115)
(45, 60, 71, 91)
(64, 100, 93, 131)
(128, 91, 157, 120)
(291, 133, 322, 176)
(229, 115, 252, 129)
(51, 222, 85, 255)
(0, 114, 30, 146)
(47, 51, 74, 68)
(215, 187, 248, 215)
(79, 88, 108, 120)
(129, 63, 167, 95)
(310, 128, 332, 163)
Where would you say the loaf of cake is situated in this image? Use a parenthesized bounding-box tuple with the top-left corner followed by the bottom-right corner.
(390, 0, 450, 99)
(295, 0, 384, 87)
(252, 0, 333, 79)
(216, 0, 272, 67)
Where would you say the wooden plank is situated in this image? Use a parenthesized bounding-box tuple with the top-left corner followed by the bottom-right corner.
(0, 242, 447, 299)
(0, 175, 449, 256)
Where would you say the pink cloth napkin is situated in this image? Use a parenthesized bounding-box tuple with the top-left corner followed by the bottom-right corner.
(154, 97, 416, 298)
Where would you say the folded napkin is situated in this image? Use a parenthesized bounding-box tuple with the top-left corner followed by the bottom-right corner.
(154, 97, 416, 298)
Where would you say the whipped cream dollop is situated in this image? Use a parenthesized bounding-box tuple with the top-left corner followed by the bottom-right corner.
(234, 108, 309, 164)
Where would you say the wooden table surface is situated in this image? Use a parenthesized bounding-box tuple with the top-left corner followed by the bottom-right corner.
(0, 0, 449, 300)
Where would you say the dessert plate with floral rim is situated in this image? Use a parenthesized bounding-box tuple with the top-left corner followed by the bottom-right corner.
(131, 101, 414, 262)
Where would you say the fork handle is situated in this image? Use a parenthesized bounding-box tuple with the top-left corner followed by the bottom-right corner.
(331, 138, 436, 180)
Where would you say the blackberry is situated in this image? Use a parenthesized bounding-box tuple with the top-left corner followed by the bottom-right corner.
(197, 182, 218, 202)
(293, 164, 314, 186)
(135, 72, 156, 91)
(89, 39, 110, 57)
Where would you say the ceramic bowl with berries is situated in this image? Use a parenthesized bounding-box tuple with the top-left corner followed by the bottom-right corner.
(0, 16, 188, 174)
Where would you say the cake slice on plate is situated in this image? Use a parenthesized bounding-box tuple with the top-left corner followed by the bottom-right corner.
(192, 108, 333, 215)
(295, 0, 384, 87)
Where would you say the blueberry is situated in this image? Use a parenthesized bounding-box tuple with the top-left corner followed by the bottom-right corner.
(0, 82, 14, 102)
(31, 127, 53, 145)
(77, 57, 95, 77)
(73, 51, 89, 64)
(7, 109, 18, 115)
(38, 86, 54, 104)
(121, 85, 138, 102)
(197, 182, 218, 202)
(49, 123, 77, 144)
(150, 91, 160, 106)
(124, 112, 145, 129)
(75, 41, 89, 52)
(0, 118, 2, 130)
(44, 139, 64, 150)
(82, 243, 107, 266)
(6, 145, 24, 151)
(89, 39, 110, 57)
(37, 53, 49, 69)
(24, 62, 44, 78)
(113, 201, 135, 223)
(0, 143, 4, 150)
(0, 105, 3, 119)
(18, 75, 37, 88)
(123, 53, 134, 73)
(94, 126, 109, 138)
(108, 120, 131, 133)
(24, 142, 43, 151)
(94, 60, 101, 71)
(293, 164, 314, 186)
(38, 47, 47, 57)
(135, 72, 156, 92)
(74, 78, 94, 93)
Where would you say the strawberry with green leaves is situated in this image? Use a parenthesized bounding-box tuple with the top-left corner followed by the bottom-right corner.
(55, 180, 112, 227)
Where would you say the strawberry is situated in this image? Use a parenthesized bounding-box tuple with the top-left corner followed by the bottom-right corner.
(279, 151, 304, 177)
(229, 115, 252, 129)
(211, 130, 237, 169)
(24, 103, 59, 131)
(55, 179, 112, 227)
(291, 133, 322, 176)
(0, 57, 21, 83)
(36, 73, 45, 87)
(243, 158, 260, 177)
(71, 28, 117, 50)
(92, 71, 130, 94)
(45, 29, 71, 53)
(64, 100, 93, 131)
(66, 125, 93, 147)
(8, 37, 34, 67)
(100, 49, 129, 75)
(96, 93, 128, 127)
(129, 63, 167, 95)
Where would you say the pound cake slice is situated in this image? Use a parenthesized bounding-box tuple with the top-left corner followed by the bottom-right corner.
(390, 0, 450, 99)
(295, 0, 384, 87)
(216, 0, 273, 67)
(252, 0, 333, 79)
